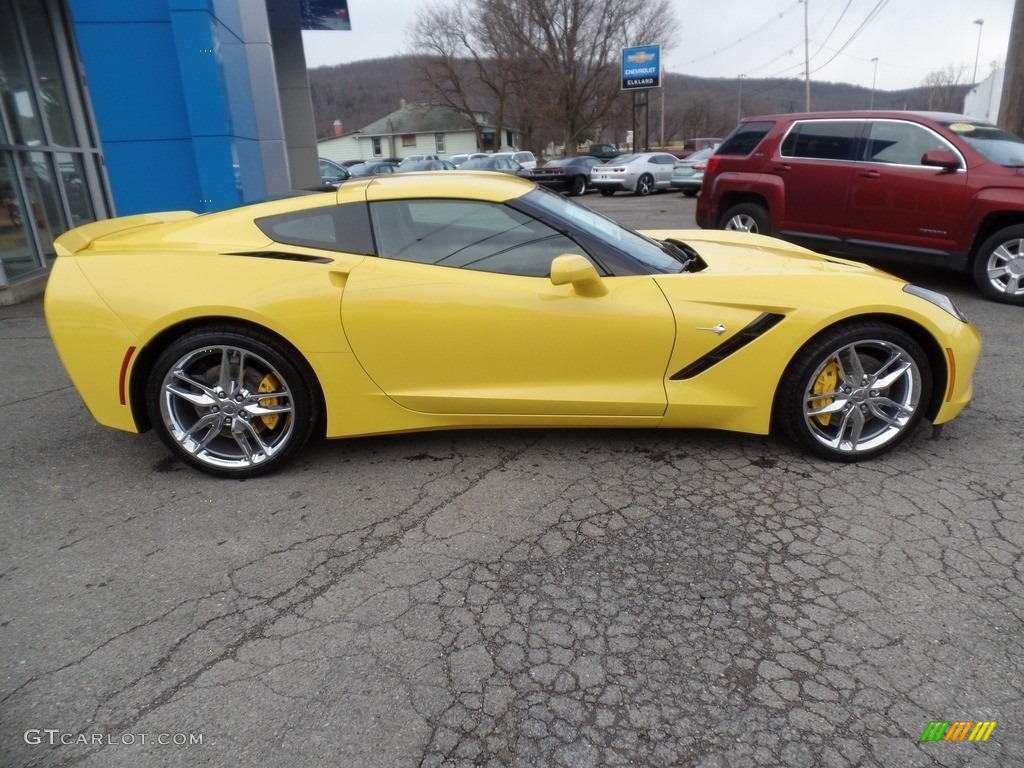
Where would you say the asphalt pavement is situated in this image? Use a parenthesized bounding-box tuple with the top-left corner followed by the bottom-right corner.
(1, 192, 1021, 767)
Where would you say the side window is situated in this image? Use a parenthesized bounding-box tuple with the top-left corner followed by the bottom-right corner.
(863, 121, 949, 166)
(256, 202, 375, 255)
(717, 121, 774, 156)
(369, 199, 584, 277)
(780, 121, 860, 160)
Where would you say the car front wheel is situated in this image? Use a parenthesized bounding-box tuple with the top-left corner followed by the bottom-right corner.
(972, 224, 1024, 304)
(146, 326, 321, 477)
(570, 175, 587, 196)
(719, 203, 769, 234)
(634, 174, 654, 196)
(777, 323, 931, 461)
(599, 189, 615, 197)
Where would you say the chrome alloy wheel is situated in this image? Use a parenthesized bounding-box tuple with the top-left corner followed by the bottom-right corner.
(983, 235, 1024, 297)
(802, 339, 923, 455)
(159, 345, 295, 471)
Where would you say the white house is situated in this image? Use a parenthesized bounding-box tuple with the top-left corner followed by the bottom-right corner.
(963, 67, 1004, 123)
(317, 102, 520, 163)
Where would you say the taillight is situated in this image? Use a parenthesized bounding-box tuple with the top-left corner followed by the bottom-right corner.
(693, 162, 707, 171)
(705, 155, 721, 176)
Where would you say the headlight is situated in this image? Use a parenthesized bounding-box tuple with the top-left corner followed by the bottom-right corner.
(903, 284, 968, 322)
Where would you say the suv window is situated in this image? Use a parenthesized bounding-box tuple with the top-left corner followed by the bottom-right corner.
(717, 121, 774, 155)
(862, 121, 950, 166)
(780, 120, 860, 161)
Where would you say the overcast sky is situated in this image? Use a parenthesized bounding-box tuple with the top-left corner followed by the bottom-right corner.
(302, 0, 1014, 92)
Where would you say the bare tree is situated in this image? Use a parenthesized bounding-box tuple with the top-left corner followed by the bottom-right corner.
(409, 0, 680, 154)
(922, 64, 968, 111)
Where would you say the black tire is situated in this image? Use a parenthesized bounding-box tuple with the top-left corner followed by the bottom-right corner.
(718, 203, 769, 234)
(570, 175, 587, 197)
(682, 189, 698, 197)
(599, 189, 615, 197)
(634, 174, 654, 196)
(776, 323, 932, 461)
(971, 224, 1024, 305)
(146, 325, 321, 478)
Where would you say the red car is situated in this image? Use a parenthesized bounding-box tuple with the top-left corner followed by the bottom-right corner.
(695, 111, 1024, 304)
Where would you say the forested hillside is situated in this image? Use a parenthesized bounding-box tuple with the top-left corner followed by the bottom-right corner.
(307, 56, 970, 148)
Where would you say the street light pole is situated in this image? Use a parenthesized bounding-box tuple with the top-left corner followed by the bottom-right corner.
(972, 18, 985, 84)
(737, 75, 745, 121)
(870, 57, 879, 108)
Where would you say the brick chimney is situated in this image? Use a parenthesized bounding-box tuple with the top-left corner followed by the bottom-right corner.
(333, 119, 343, 137)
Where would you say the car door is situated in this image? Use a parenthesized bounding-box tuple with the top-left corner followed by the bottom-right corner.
(653, 153, 677, 188)
(774, 119, 861, 249)
(844, 119, 968, 257)
(340, 197, 676, 417)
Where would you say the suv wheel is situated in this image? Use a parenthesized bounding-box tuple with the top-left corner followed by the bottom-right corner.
(719, 203, 769, 234)
(972, 225, 1024, 305)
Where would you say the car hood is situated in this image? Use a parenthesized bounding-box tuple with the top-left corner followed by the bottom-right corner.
(640, 229, 897, 279)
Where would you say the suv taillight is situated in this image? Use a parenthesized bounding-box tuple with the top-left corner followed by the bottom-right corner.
(705, 155, 721, 176)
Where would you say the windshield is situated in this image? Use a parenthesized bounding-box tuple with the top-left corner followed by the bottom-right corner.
(521, 187, 685, 273)
(944, 121, 1024, 167)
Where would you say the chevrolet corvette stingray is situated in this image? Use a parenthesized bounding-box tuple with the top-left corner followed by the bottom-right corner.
(45, 172, 981, 477)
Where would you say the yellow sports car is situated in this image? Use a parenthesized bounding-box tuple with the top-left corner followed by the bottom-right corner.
(45, 172, 981, 477)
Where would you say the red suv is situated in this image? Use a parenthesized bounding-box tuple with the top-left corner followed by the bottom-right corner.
(696, 111, 1024, 304)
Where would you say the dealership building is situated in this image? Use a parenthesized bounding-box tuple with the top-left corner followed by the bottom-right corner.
(0, 0, 322, 304)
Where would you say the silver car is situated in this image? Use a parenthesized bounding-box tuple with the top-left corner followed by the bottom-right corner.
(669, 147, 715, 197)
(590, 152, 679, 196)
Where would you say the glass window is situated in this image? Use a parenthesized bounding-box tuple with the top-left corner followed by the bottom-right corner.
(863, 121, 952, 166)
(54, 152, 94, 226)
(256, 202, 375, 255)
(0, 1, 44, 146)
(717, 121, 774, 156)
(780, 121, 860, 161)
(18, 0, 77, 146)
(370, 198, 581, 277)
(434, 133, 445, 153)
(372, 137, 382, 156)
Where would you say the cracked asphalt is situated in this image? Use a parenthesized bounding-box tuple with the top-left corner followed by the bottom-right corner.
(1, 193, 1022, 767)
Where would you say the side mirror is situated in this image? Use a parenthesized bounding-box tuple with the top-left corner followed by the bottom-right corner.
(921, 150, 961, 171)
(550, 254, 607, 296)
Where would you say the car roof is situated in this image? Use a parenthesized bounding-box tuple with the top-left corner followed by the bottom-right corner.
(741, 110, 996, 127)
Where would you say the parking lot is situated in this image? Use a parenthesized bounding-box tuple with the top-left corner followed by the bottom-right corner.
(1, 191, 1022, 768)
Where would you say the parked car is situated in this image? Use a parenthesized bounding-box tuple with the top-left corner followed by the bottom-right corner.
(696, 110, 1024, 304)
(669, 147, 714, 196)
(399, 154, 440, 165)
(677, 137, 723, 158)
(526, 155, 604, 196)
(449, 153, 488, 167)
(457, 155, 527, 175)
(492, 150, 537, 170)
(586, 143, 622, 160)
(319, 157, 350, 186)
(590, 152, 680, 196)
(347, 161, 400, 177)
(396, 159, 457, 172)
(45, 171, 980, 477)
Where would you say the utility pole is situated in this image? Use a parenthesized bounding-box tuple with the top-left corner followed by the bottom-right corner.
(999, 0, 1024, 135)
(803, 0, 811, 110)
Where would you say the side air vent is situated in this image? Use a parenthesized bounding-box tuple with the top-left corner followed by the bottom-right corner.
(670, 312, 785, 380)
(227, 251, 334, 264)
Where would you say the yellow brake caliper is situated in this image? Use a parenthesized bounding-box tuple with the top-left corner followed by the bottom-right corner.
(811, 360, 840, 426)
(257, 374, 281, 430)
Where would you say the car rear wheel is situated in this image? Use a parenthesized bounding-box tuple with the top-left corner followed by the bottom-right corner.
(719, 203, 769, 234)
(635, 174, 654, 196)
(146, 326, 321, 478)
(777, 323, 931, 461)
(570, 175, 587, 196)
(972, 225, 1024, 305)
(682, 189, 698, 197)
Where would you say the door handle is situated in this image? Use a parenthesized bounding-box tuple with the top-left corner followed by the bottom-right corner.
(858, 170, 882, 178)
(771, 164, 792, 172)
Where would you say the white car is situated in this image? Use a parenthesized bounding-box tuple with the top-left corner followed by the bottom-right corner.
(449, 152, 488, 167)
(590, 152, 679, 196)
(492, 150, 537, 170)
